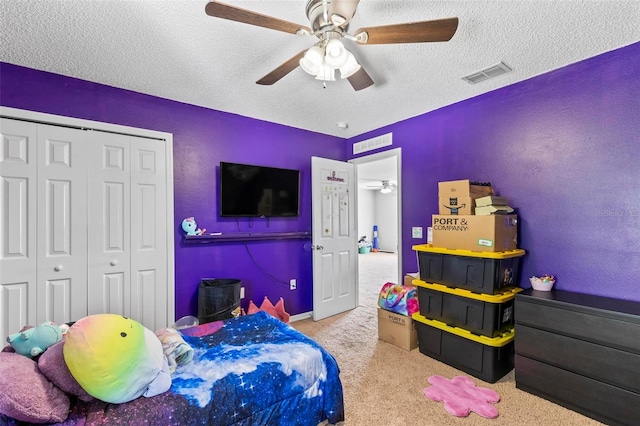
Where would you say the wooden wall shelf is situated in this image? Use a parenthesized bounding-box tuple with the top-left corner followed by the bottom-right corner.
(183, 231, 312, 244)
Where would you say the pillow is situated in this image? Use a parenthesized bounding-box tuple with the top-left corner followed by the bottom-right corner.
(38, 340, 93, 402)
(247, 296, 290, 323)
(0, 352, 70, 424)
(63, 314, 171, 404)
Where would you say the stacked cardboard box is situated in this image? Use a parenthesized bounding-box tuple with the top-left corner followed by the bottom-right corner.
(475, 195, 514, 216)
(438, 180, 494, 215)
(433, 180, 518, 252)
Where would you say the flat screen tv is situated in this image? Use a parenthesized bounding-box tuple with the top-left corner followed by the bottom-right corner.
(219, 161, 300, 217)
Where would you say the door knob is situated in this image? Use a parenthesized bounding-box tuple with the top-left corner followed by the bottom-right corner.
(315, 245, 324, 250)
(110, 260, 117, 266)
(53, 265, 62, 272)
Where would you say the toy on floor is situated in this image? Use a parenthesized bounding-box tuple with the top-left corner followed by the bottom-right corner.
(7, 321, 63, 358)
(181, 217, 206, 236)
(423, 375, 500, 418)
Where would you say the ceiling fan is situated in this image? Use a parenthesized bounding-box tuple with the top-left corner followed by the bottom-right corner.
(365, 180, 397, 193)
(205, 0, 459, 91)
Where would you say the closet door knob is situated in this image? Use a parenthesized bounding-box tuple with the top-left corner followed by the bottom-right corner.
(53, 265, 62, 272)
(110, 260, 117, 266)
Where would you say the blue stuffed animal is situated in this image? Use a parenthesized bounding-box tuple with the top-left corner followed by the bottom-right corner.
(7, 321, 63, 358)
(181, 217, 206, 236)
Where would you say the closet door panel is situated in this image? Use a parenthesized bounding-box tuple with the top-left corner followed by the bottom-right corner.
(37, 124, 88, 324)
(87, 132, 130, 316)
(0, 119, 37, 340)
(130, 137, 167, 332)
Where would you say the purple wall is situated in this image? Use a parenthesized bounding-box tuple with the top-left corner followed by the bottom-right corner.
(2, 40, 638, 320)
(350, 41, 640, 302)
(0, 63, 346, 319)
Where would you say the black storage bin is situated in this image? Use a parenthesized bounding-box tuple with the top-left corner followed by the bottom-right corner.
(198, 278, 242, 323)
(413, 313, 515, 383)
(414, 244, 525, 294)
(415, 280, 520, 337)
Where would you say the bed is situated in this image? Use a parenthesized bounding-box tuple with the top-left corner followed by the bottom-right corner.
(0, 311, 344, 425)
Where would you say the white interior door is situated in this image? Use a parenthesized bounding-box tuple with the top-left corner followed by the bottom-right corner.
(311, 157, 357, 321)
(36, 124, 88, 325)
(0, 118, 38, 337)
(87, 131, 131, 316)
(130, 137, 169, 330)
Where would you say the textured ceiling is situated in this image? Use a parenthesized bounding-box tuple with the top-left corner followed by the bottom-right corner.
(1, 1, 639, 137)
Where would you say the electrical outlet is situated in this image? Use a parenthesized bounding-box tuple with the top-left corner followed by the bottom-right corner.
(290, 279, 297, 290)
(412, 226, 423, 238)
(240, 287, 245, 299)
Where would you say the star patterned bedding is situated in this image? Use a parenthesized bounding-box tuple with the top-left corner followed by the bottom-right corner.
(1, 311, 344, 426)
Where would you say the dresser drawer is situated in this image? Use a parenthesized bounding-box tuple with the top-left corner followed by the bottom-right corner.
(516, 355, 640, 426)
(515, 290, 640, 353)
(515, 324, 640, 393)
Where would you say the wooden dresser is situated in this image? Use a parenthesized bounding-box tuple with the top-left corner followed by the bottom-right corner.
(514, 289, 640, 426)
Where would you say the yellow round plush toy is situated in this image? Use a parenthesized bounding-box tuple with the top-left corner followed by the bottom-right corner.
(63, 314, 171, 404)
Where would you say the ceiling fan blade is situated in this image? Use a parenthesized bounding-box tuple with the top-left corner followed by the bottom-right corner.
(354, 17, 459, 44)
(347, 67, 374, 91)
(256, 50, 307, 86)
(205, 1, 311, 35)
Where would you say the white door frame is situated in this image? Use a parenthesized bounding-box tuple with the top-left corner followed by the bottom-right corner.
(0, 106, 175, 328)
(349, 148, 402, 286)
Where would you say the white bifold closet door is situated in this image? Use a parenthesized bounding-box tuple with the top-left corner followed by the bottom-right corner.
(86, 131, 168, 327)
(36, 124, 89, 325)
(1, 117, 170, 342)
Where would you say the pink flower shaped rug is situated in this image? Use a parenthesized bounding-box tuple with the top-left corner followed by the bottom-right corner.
(423, 375, 500, 418)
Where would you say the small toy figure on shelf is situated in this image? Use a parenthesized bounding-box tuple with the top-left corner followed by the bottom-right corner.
(181, 217, 206, 236)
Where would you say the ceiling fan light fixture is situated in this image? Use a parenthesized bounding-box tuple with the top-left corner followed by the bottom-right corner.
(299, 45, 324, 75)
(380, 187, 392, 194)
(339, 52, 361, 79)
(324, 39, 349, 68)
(315, 64, 336, 81)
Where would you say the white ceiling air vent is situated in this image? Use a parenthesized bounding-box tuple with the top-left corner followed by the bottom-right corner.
(353, 132, 393, 155)
(462, 62, 512, 84)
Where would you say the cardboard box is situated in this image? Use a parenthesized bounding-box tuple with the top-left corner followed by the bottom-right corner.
(475, 205, 514, 215)
(439, 196, 475, 215)
(475, 195, 509, 207)
(404, 273, 418, 287)
(431, 214, 518, 252)
(378, 308, 418, 350)
(438, 181, 494, 215)
(438, 180, 494, 198)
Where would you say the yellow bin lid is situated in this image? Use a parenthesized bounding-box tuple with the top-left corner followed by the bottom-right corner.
(412, 313, 515, 347)
(412, 243, 526, 259)
(412, 279, 522, 303)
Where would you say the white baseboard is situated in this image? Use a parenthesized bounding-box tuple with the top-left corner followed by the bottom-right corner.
(289, 311, 312, 322)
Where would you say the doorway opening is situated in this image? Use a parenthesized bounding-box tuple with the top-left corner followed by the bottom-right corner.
(350, 148, 401, 306)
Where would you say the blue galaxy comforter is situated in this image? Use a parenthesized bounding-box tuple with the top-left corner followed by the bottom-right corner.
(7, 312, 344, 426)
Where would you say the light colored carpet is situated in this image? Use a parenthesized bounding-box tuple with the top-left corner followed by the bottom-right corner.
(292, 252, 603, 425)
